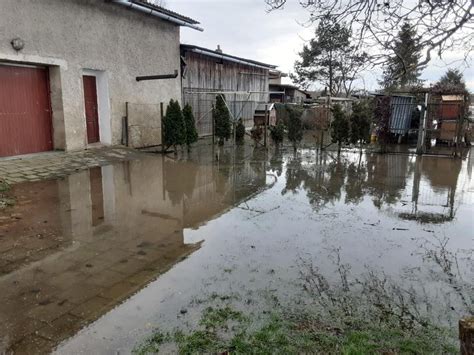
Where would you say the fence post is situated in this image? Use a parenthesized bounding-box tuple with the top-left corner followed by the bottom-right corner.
(124, 102, 129, 147)
(160, 102, 164, 153)
(264, 104, 268, 147)
(460, 317, 474, 355)
(454, 110, 464, 158)
(416, 93, 429, 155)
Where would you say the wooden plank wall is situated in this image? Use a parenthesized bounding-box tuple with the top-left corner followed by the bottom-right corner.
(182, 52, 269, 136)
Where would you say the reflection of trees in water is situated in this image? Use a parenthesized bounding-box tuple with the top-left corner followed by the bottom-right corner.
(164, 158, 198, 205)
(279, 152, 449, 212)
(344, 162, 367, 204)
(365, 154, 407, 208)
(269, 148, 283, 177)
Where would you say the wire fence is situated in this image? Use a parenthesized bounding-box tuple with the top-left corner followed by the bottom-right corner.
(183, 91, 267, 137)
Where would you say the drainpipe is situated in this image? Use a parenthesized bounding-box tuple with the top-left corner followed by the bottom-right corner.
(111, 0, 204, 32)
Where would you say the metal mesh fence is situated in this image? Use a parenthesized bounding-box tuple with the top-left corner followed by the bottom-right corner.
(183, 91, 267, 136)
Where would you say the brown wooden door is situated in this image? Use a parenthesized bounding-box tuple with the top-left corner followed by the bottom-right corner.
(83, 75, 100, 143)
(0, 65, 53, 157)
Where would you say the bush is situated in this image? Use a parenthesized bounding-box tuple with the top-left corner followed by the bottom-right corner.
(235, 119, 246, 143)
(251, 126, 263, 142)
(163, 99, 185, 149)
(183, 104, 198, 149)
(331, 104, 349, 152)
(270, 121, 285, 145)
(213, 95, 231, 145)
(287, 106, 303, 149)
(349, 100, 372, 146)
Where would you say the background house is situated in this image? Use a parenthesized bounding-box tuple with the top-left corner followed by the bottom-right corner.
(181, 44, 277, 136)
(268, 71, 310, 104)
(0, 0, 200, 157)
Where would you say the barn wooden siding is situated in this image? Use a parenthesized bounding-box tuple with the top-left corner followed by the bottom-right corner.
(182, 51, 270, 136)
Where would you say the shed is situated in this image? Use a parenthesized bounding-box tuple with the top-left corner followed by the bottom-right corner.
(374, 94, 416, 135)
(180, 45, 277, 136)
(253, 103, 276, 127)
(439, 95, 464, 120)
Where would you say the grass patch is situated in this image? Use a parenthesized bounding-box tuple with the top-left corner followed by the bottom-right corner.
(0, 180, 15, 209)
(133, 305, 456, 354)
(134, 255, 459, 354)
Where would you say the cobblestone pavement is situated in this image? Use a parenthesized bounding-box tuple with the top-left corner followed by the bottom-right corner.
(0, 146, 146, 185)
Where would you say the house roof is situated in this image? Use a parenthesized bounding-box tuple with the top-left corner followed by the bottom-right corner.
(181, 44, 277, 69)
(115, 0, 200, 25)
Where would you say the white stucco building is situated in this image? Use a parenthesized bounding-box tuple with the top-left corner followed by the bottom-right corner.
(0, 0, 201, 157)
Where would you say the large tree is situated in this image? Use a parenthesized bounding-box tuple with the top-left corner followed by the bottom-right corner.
(292, 17, 367, 96)
(381, 23, 423, 90)
(432, 69, 468, 93)
(265, 0, 473, 70)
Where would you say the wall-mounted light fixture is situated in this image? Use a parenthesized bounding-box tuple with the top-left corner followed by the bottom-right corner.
(11, 38, 25, 51)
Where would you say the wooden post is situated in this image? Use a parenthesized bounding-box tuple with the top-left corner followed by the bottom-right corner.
(460, 317, 474, 355)
(264, 104, 268, 147)
(160, 102, 165, 153)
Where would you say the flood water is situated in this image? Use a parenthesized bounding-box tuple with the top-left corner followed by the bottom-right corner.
(0, 145, 473, 354)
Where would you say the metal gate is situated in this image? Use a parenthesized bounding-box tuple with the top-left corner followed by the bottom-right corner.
(0, 64, 52, 157)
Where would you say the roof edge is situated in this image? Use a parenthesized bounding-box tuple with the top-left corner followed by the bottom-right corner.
(181, 44, 277, 69)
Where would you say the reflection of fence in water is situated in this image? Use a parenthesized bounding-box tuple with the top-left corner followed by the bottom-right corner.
(126, 102, 162, 148)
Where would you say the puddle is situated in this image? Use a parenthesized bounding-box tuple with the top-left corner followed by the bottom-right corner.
(1, 145, 473, 353)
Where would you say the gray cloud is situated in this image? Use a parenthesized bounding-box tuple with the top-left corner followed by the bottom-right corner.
(170, 0, 473, 91)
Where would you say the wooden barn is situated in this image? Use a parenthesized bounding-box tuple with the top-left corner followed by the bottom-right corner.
(180, 44, 277, 136)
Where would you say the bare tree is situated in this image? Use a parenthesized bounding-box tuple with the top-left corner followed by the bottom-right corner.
(265, 0, 473, 73)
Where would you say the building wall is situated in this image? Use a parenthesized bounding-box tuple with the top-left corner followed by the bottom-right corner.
(182, 51, 269, 135)
(0, 0, 182, 151)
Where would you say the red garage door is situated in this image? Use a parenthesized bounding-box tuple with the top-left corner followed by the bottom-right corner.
(0, 64, 53, 157)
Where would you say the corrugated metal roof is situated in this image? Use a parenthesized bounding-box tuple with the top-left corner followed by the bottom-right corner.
(389, 96, 415, 134)
(181, 44, 277, 69)
(127, 0, 200, 25)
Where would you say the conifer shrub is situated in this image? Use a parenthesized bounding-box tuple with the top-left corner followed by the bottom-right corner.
(163, 99, 185, 150)
(213, 95, 231, 145)
(235, 119, 246, 143)
(183, 103, 198, 150)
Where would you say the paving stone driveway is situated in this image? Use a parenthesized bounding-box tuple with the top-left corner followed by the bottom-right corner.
(0, 146, 146, 184)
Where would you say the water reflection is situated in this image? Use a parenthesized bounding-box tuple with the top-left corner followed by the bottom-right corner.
(278, 150, 469, 223)
(0, 151, 268, 354)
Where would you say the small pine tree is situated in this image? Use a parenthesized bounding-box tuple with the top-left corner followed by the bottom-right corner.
(331, 104, 349, 153)
(270, 120, 285, 146)
(432, 68, 467, 93)
(213, 95, 231, 145)
(235, 118, 245, 143)
(163, 99, 185, 150)
(349, 100, 372, 148)
(287, 106, 303, 151)
(183, 103, 198, 150)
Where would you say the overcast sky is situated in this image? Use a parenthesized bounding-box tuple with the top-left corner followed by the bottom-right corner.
(167, 0, 473, 92)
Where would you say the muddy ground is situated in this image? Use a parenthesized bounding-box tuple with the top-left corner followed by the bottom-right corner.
(0, 143, 472, 353)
